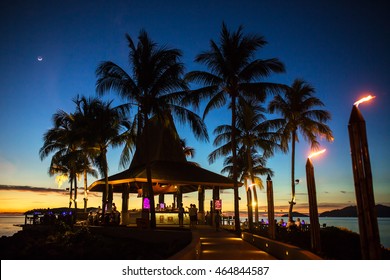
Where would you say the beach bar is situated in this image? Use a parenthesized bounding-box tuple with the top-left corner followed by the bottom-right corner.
(88, 114, 240, 226)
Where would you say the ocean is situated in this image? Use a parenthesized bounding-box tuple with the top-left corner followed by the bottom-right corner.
(1, 214, 389, 248)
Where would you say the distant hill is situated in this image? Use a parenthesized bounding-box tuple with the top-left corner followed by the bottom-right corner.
(281, 211, 309, 217)
(320, 204, 390, 217)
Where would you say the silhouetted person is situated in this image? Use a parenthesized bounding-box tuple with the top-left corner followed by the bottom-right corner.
(215, 210, 221, 231)
(178, 203, 184, 227)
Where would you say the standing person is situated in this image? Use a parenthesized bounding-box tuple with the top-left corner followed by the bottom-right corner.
(187, 204, 193, 227)
(188, 204, 196, 228)
(205, 211, 210, 225)
(295, 218, 301, 230)
(193, 204, 198, 228)
(178, 203, 184, 227)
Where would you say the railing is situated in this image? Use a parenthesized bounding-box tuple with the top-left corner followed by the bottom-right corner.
(241, 232, 322, 260)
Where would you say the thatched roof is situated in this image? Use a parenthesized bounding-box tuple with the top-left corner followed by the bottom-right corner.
(88, 160, 237, 194)
(88, 113, 240, 194)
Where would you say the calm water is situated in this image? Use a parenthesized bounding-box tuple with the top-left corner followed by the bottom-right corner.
(1, 215, 389, 248)
(0, 215, 25, 237)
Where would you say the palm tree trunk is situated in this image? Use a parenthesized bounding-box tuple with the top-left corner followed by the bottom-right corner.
(288, 131, 296, 222)
(74, 175, 78, 220)
(69, 178, 73, 208)
(74, 175, 78, 211)
(102, 152, 109, 223)
(246, 148, 258, 223)
(144, 112, 156, 229)
(245, 177, 253, 231)
(83, 170, 88, 212)
(231, 95, 240, 232)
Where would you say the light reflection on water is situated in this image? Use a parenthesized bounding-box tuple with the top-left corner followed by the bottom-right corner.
(0, 215, 25, 237)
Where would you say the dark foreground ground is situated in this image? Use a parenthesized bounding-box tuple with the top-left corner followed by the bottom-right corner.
(0, 225, 191, 260)
(1, 224, 389, 260)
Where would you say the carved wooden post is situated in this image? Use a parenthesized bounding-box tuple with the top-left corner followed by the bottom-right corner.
(348, 105, 381, 259)
(306, 158, 321, 254)
(266, 175, 275, 239)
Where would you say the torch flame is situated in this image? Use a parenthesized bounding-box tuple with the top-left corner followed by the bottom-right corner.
(354, 95, 376, 107)
(308, 149, 326, 159)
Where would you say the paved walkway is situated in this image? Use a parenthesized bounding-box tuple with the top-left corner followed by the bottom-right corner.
(191, 225, 277, 260)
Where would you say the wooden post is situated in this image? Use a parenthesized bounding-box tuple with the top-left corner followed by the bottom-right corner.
(121, 184, 129, 225)
(266, 175, 275, 239)
(348, 105, 381, 259)
(198, 185, 205, 224)
(306, 158, 321, 254)
(212, 187, 220, 226)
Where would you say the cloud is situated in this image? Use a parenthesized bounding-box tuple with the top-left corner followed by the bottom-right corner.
(0, 185, 66, 193)
(296, 192, 307, 196)
(340, 191, 347, 194)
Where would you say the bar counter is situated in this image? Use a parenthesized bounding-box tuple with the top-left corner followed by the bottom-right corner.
(122, 210, 190, 225)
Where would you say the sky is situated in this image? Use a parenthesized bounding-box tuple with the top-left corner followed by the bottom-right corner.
(0, 0, 389, 214)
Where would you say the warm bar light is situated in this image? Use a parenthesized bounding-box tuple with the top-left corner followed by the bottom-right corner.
(308, 149, 326, 159)
(354, 95, 376, 107)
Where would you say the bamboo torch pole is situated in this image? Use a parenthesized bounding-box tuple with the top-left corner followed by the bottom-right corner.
(305, 157, 321, 254)
(348, 99, 381, 259)
(266, 175, 275, 239)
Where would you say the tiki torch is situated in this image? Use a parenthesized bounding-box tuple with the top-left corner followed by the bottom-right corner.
(306, 149, 325, 254)
(266, 175, 275, 239)
(348, 95, 381, 259)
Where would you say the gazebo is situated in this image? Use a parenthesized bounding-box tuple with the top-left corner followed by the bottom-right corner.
(88, 114, 241, 225)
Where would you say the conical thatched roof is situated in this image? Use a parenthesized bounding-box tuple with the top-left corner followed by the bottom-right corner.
(88, 113, 240, 194)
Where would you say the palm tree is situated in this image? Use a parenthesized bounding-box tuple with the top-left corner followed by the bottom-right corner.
(209, 99, 281, 227)
(73, 96, 131, 220)
(180, 138, 195, 159)
(39, 109, 82, 209)
(96, 30, 208, 228)
(235, 100, 282, 223)
(185, 22, 285, 231)
(268, 79, 333, 222)
(48, 150, 90, 210)
(220, 147, 274, 230)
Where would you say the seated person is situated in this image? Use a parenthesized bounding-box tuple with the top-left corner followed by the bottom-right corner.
(286, 219, 296, 230)
(295, 217, 302, 229)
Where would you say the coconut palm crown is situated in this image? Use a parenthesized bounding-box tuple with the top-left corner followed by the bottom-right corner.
(185, 22, 285, 231)
(268, 78, 334, 222)
(96, 30, 208, 228)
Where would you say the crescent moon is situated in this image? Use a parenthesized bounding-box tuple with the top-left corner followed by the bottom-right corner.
(37, 56, 43, 61)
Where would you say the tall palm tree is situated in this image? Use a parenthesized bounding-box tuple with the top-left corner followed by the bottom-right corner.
(268, 79, 333, 222)
(235, 100, 282, 223)
(39, 109, 81, 209)
(73, 96, 131, 220)
(209, 99, 281, 226)
(220, 147, 274, 230)
(185, 22, 285, 231)
(48, 150, 90, 210)
(96, 30, 208, 228)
